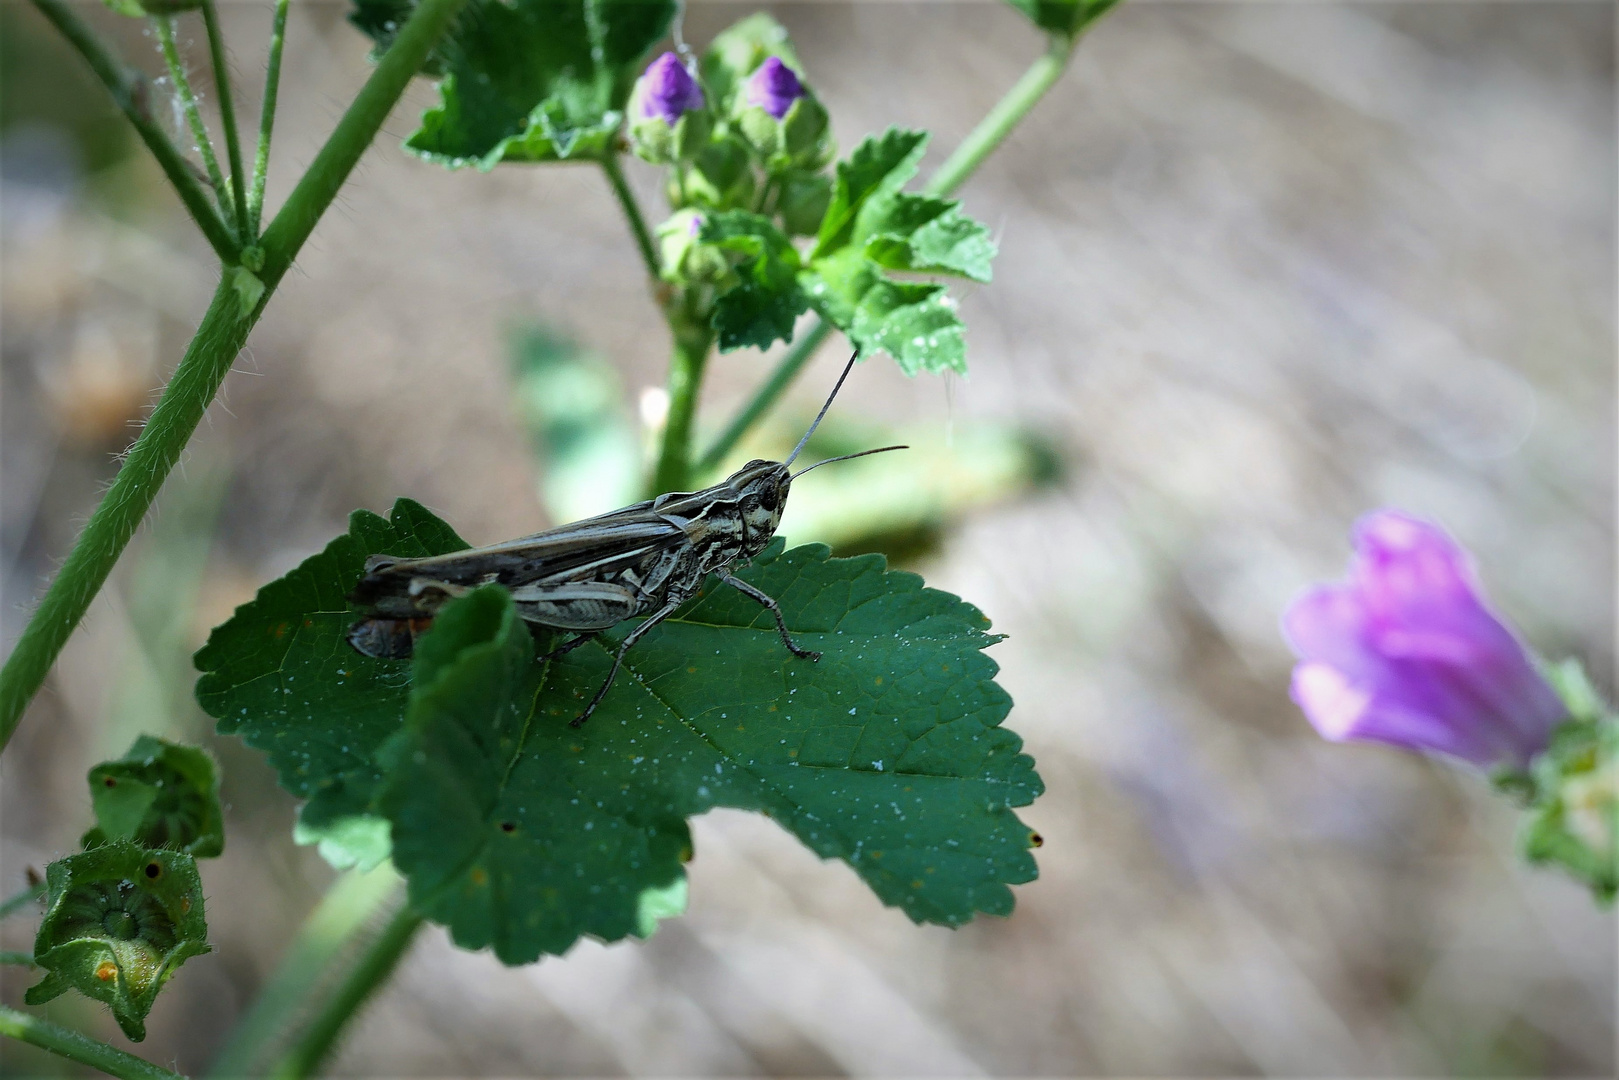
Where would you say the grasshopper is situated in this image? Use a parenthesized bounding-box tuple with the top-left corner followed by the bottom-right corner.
(347, 354, 902, 725)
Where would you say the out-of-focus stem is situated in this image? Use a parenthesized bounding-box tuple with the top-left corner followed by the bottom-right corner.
(155, 16, 232, 220)
(27, 0, 239, 260)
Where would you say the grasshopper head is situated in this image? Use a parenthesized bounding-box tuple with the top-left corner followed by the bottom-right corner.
(726, 459, 791, 556)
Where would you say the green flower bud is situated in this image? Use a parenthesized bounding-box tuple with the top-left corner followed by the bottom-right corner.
(25, 841, 210, 1042)
(676, 135, 757, 211)
(655, 211, 731, 285)
(82, 735, 225, 858)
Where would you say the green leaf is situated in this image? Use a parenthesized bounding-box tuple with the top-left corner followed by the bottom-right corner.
(26, 841, 210, 1042)
(195, 499, 468, 834)
(82, 736, 224, 859)
(802, 249, 968, 375)
(858, 193, 996, 283)
(199, 503, 1041, 964)
(1003, 0, 1122, 37)
(802, 130, 990, 374)
(350, 0, 675, 168)
(814, 128, 928, 258)
(701, 211, 810, 351)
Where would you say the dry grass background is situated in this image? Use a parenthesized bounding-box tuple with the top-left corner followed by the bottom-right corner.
(1, 1, 1614, 1075)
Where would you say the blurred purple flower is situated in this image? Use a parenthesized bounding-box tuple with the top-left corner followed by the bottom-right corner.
(744, 57, 805, 120)
(1282, 509, 1566, 769)
(636, 52, 704, 124)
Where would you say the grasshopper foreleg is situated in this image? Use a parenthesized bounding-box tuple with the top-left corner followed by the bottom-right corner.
(717, 571, 821, 661)
(569, 597, 684, 728)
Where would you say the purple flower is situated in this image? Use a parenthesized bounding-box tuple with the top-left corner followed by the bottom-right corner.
(744, 57, 805, 120)
(636, 52, 705, 124)
(1282, 510, 1566, 769)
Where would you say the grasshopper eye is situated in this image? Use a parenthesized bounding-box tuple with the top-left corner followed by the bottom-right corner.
(758, 486, 779, 512)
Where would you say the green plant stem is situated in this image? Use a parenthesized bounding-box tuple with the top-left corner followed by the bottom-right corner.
(696, 32, 1079, 473)
(602, 152, 662, 284)
(0, 1005, 184, 1080)
(0, 880, 45, 919)
(695, 320, 832, 475)
(0, 0, 471, 754)
(0, 951, 36, 966)
(649, 315, 714, 495)
(268, 906, 424, 1079)
(207, 868, 402, 1078)
(27, 0, 238, 261)
(200, 0, 250, 239)
(924, 33, 1076, 199)
(248, 0, 291, 236)
(155, 16, 232, 223)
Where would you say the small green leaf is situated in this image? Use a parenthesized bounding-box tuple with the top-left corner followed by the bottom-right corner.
(195, 499, 468, 833)
(350, 0, 675, 168)
(803, 130, 990, 374)
(1003, 0, 1122, 37)
(802, 250, 968, 376)
(26, 841, 209, 1042)
(858, 193, 996, 283)
(199, 502, 1041, 964)
(701, 211, 810, 351)
(81, 736, 224, 858)
(814, 128, 928, 258)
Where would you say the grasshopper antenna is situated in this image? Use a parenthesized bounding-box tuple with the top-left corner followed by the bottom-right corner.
(790, 445, 908, 480)
(784, 351, 860, 468)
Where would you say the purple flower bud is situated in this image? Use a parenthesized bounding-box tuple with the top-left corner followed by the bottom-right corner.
(1282, 510, 1566, 769)
(636, 52, 705, 124)
(744, 57, 805, 120)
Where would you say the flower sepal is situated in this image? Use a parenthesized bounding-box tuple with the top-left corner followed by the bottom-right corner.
(81, 734, 225, 858)
(630, 110, 713, 167)
(25, 840, 210, 1041)
(1513, 660, 1618, 903)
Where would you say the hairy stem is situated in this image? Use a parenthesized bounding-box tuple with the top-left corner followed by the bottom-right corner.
(207, 868, 403, 1078)
(0, 879, 45, 920)
(155, 16, 232, 222)
(248, 0, 291, 236)
(0, 0, 471, 754)
(200, 0, 250, 238)
(28, 0, 238, 261)
(0, 1005, 183, 1080)
(602, 152, 662, 285)
(696, 32, 1080, 471)
(268, 905, 424, 1079)
(649, 314, 714, 495)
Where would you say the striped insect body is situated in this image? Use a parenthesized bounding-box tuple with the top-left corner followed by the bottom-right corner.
(347, 354, 902, 725)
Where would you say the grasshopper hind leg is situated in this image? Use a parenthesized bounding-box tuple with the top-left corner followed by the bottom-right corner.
(569, 597, 684, 727)
(534, 630, 597, 662)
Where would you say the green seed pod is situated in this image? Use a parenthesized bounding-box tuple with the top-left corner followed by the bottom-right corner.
(26, 841, 210, 1042)
(82, 735, 224, 858)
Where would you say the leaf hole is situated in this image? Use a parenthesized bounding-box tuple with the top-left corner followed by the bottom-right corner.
(499, 821, 517, 833)
(1028, 832, 1044, 848)
(143, 861, 162, 880)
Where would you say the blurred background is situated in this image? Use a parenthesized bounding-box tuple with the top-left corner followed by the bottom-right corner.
(1, 1, 1613, 1074)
